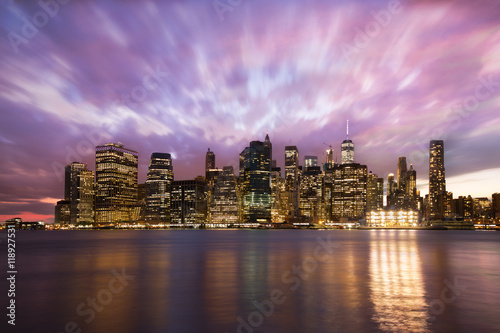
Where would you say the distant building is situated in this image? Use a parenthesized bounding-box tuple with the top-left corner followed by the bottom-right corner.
(95, 143, 138, 224)
(145, 153, 174, 223)
(210, 166, 239, 225)
(171, 179, 208, 225)
(429, 140, 445, 220)
(63, 162, 95, 225)
(239, 137, 272, 223)
(304, 156, 318, 168)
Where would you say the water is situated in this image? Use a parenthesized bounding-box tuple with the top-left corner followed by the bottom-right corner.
(1, 230, 499, 333)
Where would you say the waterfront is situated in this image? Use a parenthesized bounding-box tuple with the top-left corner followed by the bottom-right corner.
(1, 230, 499, 333)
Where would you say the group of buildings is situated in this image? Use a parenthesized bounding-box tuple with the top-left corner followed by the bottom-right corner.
(54, 130, 500, 228)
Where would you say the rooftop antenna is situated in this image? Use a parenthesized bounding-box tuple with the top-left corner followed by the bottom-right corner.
(346, 119, 349, 140)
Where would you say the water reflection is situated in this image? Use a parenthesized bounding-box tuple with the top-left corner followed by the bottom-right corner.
(369, 230, 430, 332)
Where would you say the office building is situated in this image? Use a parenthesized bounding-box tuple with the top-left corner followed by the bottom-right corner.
(210, 166, 239, 225)
(239, 137, 272, 223)
(367, 172, 384, 212)
(304, 156, 318, 168)
(171, 179, 208, 224)
(54, 200, 71, 225)
(492, 193, 500, 219)
(331, 163, 367, 220)
(429, 140, 445, 220)
(300, 165, 324, 222)
(285, 146, 300, 217)
(64, 162, 95, 225)
(95, 143, 138, 224)
(397, 157, 407, 192)
(145, 152, 174, 223)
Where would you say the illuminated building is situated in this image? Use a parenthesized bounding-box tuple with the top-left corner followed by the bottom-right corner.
(397, 157, 407, 192)
(239, 137, 272, 223)
(304, 155, 318, 168)
(271, 167, 287, 223)
(341, 120, 354, 164)
(95, 143, 138, 224)
(492, 193, 500, 219)
(453, 195, 473, 219)
(429, 140, 445, 220)
(386, 173, 396, 208)
(285, 145, 300, 217)
(171, 179, 208, 224)
(300, 166, 324, 222)
(367, 172, 383, 211)
(210, 166, 238, 225)
(64, 162, 95, 225)
(145, 153, 174, 223)
(331, 163, 367, 220)
(323, 148, 334, 170)
(54, 200, 70, 225)
(473, 197, 492, 218)
(366, 210, 419, 227)
(205, 148, 221, 184)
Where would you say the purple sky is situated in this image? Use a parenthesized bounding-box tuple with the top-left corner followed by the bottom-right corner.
(1, 0, 500, 222)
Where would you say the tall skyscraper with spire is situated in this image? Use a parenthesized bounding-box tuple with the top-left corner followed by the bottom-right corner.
(341, 120, 354, 164)
(205, 148, 215, 177)
(429, 140, 445, 220)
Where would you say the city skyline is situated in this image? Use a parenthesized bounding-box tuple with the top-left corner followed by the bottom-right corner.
(1, 0, 500, 223)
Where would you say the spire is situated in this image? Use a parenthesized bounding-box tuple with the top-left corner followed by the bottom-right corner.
(346, 120, 349, 140)
(265, 132, 270, 142)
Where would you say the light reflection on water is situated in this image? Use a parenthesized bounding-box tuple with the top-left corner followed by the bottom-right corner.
(369, 230, 430, 332)
(4, 230, 499, 333)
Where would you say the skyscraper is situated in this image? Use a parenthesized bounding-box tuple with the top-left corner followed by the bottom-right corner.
(300, 165, 323, 222)
(285, 146, 300, 217)
(341, 120, 354, 164)
(171, 179, 208, 225)
(95, 143, 138, 224)
(429, 140, 445, 220)
(145, 152, 174, 223)
(331, 163, 367, 220)
(387, 173, 396, 207)
(64, 162, 95, 225)
(210, 166, 239, 225)
(397, 157, 407, 192)
(367, 171, 383, 212)
(239, 137, 272, 223)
